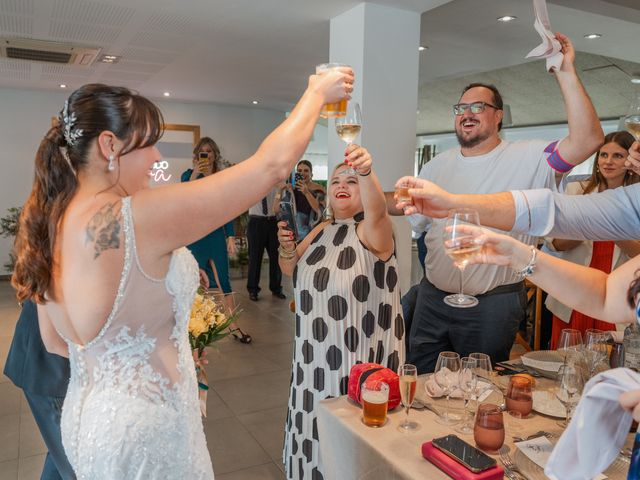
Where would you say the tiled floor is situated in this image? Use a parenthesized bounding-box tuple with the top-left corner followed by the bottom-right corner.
(0, 268, 526, 480)
(0, 269, 294, 480)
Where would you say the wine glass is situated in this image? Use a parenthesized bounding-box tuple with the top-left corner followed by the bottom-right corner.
(555, 362, 584, 427)
(583, 329, 608, 378)
(469, 352, 495, 404)
(433, 351, 462, 425)
(335, 102, 362, 175)
(624, 90, 640, 141)
(442, 209, 481, 308)
(456, 357, 478, 434)
(557, 328, 583, 364)
(397, 364, 420, 432)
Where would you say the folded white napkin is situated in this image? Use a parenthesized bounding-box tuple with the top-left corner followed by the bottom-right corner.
(424, 372, 492, 401)
(525, 0, 563, 72)
(517, 437, 607, 479)
(545, 368, 640, 480)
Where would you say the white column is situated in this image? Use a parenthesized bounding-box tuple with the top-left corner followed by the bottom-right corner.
(329, 3, 420, 293)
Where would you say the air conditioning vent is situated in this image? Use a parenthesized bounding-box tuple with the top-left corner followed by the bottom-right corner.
(7, 47, 72, 64)
(1, 38, 101, 66)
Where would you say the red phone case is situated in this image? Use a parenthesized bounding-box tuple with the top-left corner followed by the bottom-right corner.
(422, 441, 504, 480)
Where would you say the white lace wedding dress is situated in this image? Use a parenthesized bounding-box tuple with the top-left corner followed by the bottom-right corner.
(60, 197, 214, 479)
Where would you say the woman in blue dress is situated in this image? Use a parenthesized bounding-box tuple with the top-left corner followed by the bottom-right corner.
(181, 136, 251, 343)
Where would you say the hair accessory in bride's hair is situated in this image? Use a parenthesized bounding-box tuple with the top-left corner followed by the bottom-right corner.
(60, 100, 83, 147)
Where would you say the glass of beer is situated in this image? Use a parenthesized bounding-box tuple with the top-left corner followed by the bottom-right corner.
(505, 375, 533, 418)
(474, 403, 505, 453)
(394, 181, 412, 205)
(361, 381, 389, 427)
(316, 62, 350, 118)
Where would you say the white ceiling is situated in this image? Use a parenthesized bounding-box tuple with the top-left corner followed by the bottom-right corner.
(0, 0, 638, 133)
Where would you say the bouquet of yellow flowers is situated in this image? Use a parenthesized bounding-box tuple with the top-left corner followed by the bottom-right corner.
(188, 289, 238, 416)
(188, 290, 235, 353)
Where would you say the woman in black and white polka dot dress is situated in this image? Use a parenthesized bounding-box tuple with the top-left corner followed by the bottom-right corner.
(277, 144, 405, 480)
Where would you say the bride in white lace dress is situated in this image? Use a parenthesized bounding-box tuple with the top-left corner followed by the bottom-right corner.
(11, 74, 352, 479)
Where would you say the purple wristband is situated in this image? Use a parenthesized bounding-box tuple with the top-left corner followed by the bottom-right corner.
(545, 141, 573, 173)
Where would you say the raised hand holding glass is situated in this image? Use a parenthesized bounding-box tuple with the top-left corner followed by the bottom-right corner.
(443, 209, 481, 308)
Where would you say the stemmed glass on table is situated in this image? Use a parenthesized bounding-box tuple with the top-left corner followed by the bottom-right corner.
(555, 362, 584, 427)
(557, 328, 583, 364)
(442, 209, 481, 308)
(434, 351, 462, 425)
(335, 102, 362, 175)
(398, 364, 420, 432)
(456, 357, 478, 434)
(583, 329, 608, 378)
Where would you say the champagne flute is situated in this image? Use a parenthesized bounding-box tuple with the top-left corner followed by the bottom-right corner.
(335, 102, 361, 175)
(624, 90, 640, 141)
(397, 364, 420, 432)
(555, 362, 584, 427)
(455, 357, 478, 434)
(434, 351, 462, 425)
(583, 328, 608, 378)
(442, 209, 481, 308)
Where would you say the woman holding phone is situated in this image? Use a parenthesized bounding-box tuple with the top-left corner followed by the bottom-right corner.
(181, 137, 251, 342)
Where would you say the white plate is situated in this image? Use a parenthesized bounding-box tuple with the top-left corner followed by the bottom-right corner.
(521, 350, 564, 373)
(532, 390, 565, 418)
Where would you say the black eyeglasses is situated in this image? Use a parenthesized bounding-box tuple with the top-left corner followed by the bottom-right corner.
(453, 102, 501, 115)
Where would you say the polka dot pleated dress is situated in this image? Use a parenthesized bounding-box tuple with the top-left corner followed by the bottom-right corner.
(283, 214, 405, 480)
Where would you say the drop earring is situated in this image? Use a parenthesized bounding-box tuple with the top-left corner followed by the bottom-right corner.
(108, 154, 115, 172)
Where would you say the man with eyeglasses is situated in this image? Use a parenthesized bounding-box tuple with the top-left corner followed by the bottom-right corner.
(393, 33, 603, 374)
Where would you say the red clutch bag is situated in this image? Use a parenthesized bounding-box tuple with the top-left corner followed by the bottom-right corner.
(422, 442, 504, 480)
(348, 363, 401, 410)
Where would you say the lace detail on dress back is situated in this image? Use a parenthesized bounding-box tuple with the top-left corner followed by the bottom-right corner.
(61, 197, 214, 479)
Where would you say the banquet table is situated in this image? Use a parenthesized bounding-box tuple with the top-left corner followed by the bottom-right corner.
(317, 374, 632, 480)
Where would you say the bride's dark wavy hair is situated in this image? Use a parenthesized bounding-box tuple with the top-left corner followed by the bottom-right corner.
(12, 84, 164, 303)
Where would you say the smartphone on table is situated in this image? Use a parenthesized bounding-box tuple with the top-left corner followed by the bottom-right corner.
(431, 434, 497, 473)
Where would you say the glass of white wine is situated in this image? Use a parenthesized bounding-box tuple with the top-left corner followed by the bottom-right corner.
(442, 209, 481, 308)
(624, 90, 640, 141)
(397, 364, 420, 432)
(336, 102, 362, 175)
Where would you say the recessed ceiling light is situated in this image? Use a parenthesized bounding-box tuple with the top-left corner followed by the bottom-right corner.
(252, 100, 259, 105)
(163, 92, 170, 97)
(584, 33, 602, 39)
(631, 77, 640, 85)
(99, 54, 121, 64)
(497, 15, 517, 22)
(418, 46, 427, 52)
(59, 84, 67, 88)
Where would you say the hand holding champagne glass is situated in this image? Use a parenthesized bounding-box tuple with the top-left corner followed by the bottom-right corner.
(398, 364, 420, 432)
(443, 209, 481, 308)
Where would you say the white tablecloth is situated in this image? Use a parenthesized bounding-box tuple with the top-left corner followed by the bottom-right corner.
(317, 375, 632, 480)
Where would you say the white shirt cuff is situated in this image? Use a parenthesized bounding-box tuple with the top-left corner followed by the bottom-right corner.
(511, 189, 555, 236)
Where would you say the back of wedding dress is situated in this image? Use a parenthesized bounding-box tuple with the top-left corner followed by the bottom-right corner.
(61, 197, 214, 479)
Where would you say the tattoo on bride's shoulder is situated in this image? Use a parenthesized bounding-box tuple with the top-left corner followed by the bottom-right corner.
(85, 202, 122, 259)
